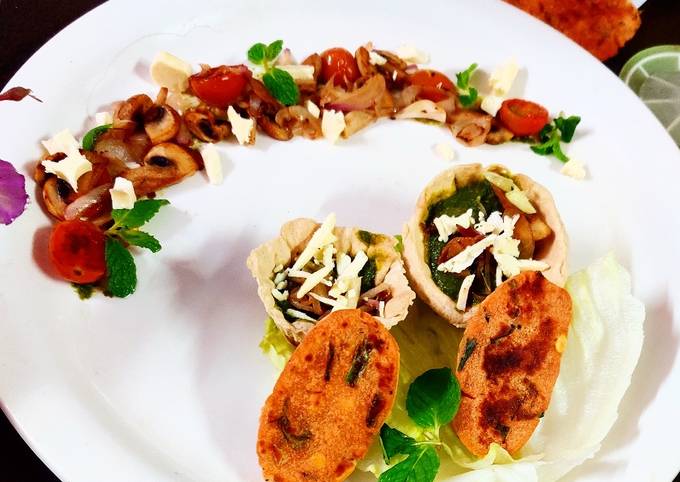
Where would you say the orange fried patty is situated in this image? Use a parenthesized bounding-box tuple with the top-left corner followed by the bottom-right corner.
(505, 0, 641, 60)
(257, 309, 400, 482)
(452, 271, 572, 457)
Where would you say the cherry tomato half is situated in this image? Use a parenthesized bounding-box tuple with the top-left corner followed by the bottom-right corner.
(320, 48, 360, 89)
(49, 220, 106, 284)
(409, 69, 455, 102)
(497, 99, 549, 137)
(189, 64, 251, 107)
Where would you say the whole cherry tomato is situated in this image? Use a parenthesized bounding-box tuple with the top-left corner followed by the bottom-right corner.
(497, 99, 549, 137)
(49, 220, 106, 284)
(189, 65, 251, 107)
(319, 48, 360, 89)
(409, 69, 455, 102)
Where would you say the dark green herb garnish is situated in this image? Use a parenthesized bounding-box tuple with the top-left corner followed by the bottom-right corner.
(455, 63, 479, 107)
(277, 414, 312, 449)
(102, 199, 169, 298)
(346, 338, 373, 387)
(358, 229, 375, 245)
(378, 368, 461, 482)
(458, 338, 477, 371)
(82, 124, 112, 151)
(324, 343, 335, 382)
(360, 258, 377, 292)
(530, 115, 581, 162)
(72, 283, 94, 300)
(247, 40, 300, 106)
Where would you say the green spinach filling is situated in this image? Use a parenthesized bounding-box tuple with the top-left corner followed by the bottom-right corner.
(426, 180, 502, 304)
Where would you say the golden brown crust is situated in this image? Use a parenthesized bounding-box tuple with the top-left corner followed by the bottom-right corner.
(452, 271, 572, 457)
(402, 164, 568, 327)
(257, 310, 400, 482)
(505, 0, 640, 60)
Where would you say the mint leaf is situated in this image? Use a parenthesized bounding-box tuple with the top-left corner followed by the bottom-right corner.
(457, 338, 477, 371)
(263, 68, 300, 106)
(378, 446, 439, 482)
(105, 237, 136, 298)
(406, 367, 461, 432)
(554, 115, 581, 142)
(111, 199, 169, 230)
(266, 40, 284, 61)
(119, 230, 162, 253)
(380, 425, 417, 463)
(455, 63, 478, 108)
(248, 43, 267, 65)
(82, 124, 112, 151)
(455, 63, 477, 89)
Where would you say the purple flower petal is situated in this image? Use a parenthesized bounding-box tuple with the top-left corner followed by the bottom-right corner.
(0, 159, 28, 225)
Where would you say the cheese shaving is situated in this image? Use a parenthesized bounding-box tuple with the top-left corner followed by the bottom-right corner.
(286, 309, 317, 322)
(296, 265, 334, 298)
(438, 235, 497, 274)
(433, 209, 474, 242)
(290, 213, 337, 272)
(456, 274, 476, 311)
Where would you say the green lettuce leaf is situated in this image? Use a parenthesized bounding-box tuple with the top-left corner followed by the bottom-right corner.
(258, 254, 644, 482)
(259, 317, 294, 372)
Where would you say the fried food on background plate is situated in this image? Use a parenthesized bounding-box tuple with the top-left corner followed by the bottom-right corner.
(257, 309, 400, 481)
(505, 0, 641, 60)
(452, 271, 572, 457)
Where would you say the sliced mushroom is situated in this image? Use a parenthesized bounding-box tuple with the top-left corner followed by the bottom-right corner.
(94, 128, 151, 166)
(275, 106, 322, 139)
(486, 121, 515, 145)
(342, 111, 376, 138)
(42, 177, 72, 220)
(184, 109, 231, 143)
(258, 115, 293, 141)
(355, 46, 377, 78)
(143, 104, 181, 144)
(114, 94, 153, 130)
(450, 110, 493, 147)
(123, 142, 199, 196)
(395, 99, 446, 123)
(374, 49, 409, 87)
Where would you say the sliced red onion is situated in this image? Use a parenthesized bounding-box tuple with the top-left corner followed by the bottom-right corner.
(0, 159, 28, 225)
(64, 184, 110, 221)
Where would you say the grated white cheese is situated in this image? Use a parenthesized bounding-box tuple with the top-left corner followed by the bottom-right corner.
(560, 158, 587, 180)
(296, 265, 334, 298)
(396, 45, 430, 64)
(494, 252, 520, 278)
(369, 51, 388, 65)
(517, 259, 550, 272)
(150, 51, 193, 92)
(438, 235, 497, 274)
(305, 99, 321, 119)
(227, 106, 255, 145)
(493, 235, 520, 257)
(291, 213, 337, 272)
(109, 177, 137, 210)
(94, 111, 113, 126)
(276, 281, 287, 291)
(378, 300, 386, 318)
(277, 64, 315, 82)
(456, 274, 476, 311)
(475, 211, 505, 234)
(199, 143, 223, 185)
(496, 265, 504, 287)
(273, 264, 284, 274)
(433, 209, 474, 242)
(272, 288, 288, 302)
(321, 110, 346, 144)
(330, 250, 368, 297)
(310, 292, 345, 309)
(286, 309, 317, 322)
(336, 253, 352, 276)
(344, 277, 362, 309)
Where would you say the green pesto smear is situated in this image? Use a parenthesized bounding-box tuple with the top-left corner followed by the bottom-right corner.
(426, 180, 502, 302)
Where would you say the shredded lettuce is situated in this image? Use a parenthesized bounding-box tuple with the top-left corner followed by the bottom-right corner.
(259, 317, 295, 372)
(258, 254, 645, 482)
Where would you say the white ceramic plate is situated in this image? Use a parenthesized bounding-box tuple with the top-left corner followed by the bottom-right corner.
(1, 1, 678, 481)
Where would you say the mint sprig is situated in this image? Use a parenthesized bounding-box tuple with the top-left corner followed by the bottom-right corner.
(530, 115, 581, 162)
(378, 368, 461, 482)
(103, 198, 169, 298)
(247, 40, 299, 106)
(455, 63, 479, 107)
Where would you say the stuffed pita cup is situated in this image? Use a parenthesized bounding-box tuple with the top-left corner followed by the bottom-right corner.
(247, 214, 416, 344)
(402, 163, 568, 327)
